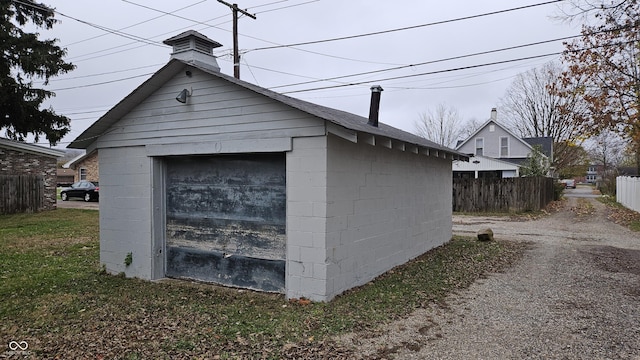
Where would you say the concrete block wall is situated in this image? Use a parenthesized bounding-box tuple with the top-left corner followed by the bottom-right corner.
(98, 146, 154, 278)
(324, 134, 452, 300)
(285, 136, 329, 301)
(0, 146, 58, 211)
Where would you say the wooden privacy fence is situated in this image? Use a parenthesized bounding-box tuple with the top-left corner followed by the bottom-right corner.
(453, 177, 555, 213)
(0, 175, 44, 215)
(616, 176, 640, 213)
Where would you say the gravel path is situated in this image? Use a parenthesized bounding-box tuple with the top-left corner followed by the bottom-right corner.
(339, 196, 640, 359)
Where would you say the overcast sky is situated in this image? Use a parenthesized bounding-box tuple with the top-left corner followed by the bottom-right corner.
(31, 0, 581, 149)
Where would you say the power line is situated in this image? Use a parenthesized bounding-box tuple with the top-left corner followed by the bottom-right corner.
(47, 33, 573, 92)
(279, 39, 637, 94)
(247, 0, 564, 52)
(121, 0, 225, 29)
(11, 0, 165, 48)
(50, 72, 155, 91)
(24, 1, 580, 93)
(51, 1, 403, 67)
(280, 52, 562, 94)
(251, 0, 321, 15)
(107, 0, 406, 67)
(63, 0, 208, 47)
(269, 34, 583, 90)
(38, 63, 164, 83)
(247, 0, 289, 10)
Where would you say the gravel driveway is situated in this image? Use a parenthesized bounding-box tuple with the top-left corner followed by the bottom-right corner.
(339, 195, 640, 359)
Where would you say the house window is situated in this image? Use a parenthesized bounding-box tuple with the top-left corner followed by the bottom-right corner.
(500, 137, 509, 157)
(475, 138, 484, 156)
(489, 125, 495, 132)
(80, 168, 87, 180)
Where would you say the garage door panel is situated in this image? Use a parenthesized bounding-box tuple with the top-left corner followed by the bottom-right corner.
(166, 246, 285, 292)
(165, 154, 286, 292)
(167, 184, 285, 223)
(166, 216, 285, 260)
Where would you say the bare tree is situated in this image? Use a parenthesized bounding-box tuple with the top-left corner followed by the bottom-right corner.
(499, 61, 585, 175)
(553, 0, 640, 173)
(460, 117, 483, 140)
(414, 103, 465, 148)
(587, 130, 627, 194)
(588, 131, 626, 169)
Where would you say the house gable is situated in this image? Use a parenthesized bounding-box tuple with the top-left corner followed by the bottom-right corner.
(94, 66, 326, 154)
(455, 119, 534, 159)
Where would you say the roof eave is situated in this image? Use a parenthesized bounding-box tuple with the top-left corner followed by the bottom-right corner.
(0, 137, 65, 158)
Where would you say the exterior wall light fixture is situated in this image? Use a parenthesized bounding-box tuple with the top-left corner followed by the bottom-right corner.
(176, 88, 192, 103)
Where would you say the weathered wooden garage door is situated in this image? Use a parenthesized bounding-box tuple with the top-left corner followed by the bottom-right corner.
(165, 153, 286, 292)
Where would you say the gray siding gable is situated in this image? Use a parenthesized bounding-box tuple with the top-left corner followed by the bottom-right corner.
(93, 67, 325, 150)
(69, 59, 467, 161)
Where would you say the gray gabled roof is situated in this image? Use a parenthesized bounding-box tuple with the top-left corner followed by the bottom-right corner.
(69, 59, 467, 161)
(0, 137, 65, 158)
(523, 137, 553, 160)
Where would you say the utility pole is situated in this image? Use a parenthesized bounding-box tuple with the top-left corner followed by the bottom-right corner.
(217, 0, 256, 79)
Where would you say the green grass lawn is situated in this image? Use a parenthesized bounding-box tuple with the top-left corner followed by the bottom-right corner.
(0, 209, 527, 359)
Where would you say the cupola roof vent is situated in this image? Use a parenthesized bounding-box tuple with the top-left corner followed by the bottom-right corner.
(163, 30, 223, 72)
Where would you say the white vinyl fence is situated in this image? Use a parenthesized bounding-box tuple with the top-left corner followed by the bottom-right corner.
(616, 176, 640, 213)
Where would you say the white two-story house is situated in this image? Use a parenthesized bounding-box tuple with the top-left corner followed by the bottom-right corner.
(453, 108, 553, 179)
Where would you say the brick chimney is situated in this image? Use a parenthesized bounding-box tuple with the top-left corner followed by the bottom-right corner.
(163, 30, 223, 72)
(490, 107, 497, 121)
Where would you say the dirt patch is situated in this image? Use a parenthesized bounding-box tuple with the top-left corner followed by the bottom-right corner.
(570, 198, 596, 218)
(581, 246, 640, 276)
(281, 340, 353, 359)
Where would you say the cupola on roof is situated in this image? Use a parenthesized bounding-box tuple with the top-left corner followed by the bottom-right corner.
(162, 30, 223, 72)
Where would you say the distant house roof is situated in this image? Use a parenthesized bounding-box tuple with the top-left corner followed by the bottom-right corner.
(63, 150, 96, 169)
(523, 137, 553, 160)
(68, 59, 468, 162)
(0, 137, 65, 158)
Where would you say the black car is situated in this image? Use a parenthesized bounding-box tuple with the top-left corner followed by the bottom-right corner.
(60, 181, 99, 202)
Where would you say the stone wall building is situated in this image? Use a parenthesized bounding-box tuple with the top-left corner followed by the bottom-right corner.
(0, 138, 65, 211)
